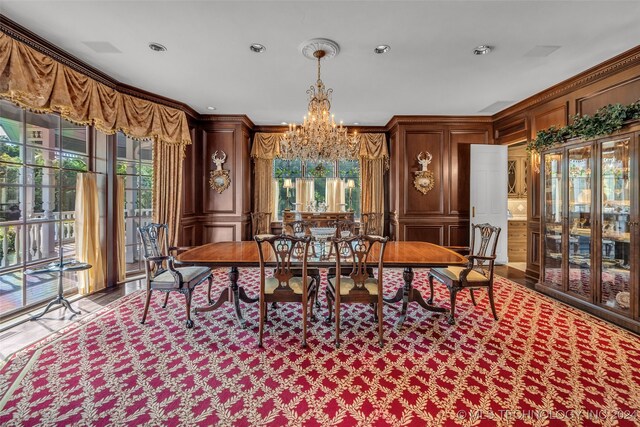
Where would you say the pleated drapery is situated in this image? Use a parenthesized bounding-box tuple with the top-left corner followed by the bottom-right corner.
(74, 173, 106, 294)
(272, 179, 280, 215)
(251, 133, 281, 216)
(0, 33, 192, 147)
(358, 134, 388, 235)
(296, 178, 315, 211)
(116, 176, 126, 282)
(325, 178, 345, 212)
(152, 143, 183, 247)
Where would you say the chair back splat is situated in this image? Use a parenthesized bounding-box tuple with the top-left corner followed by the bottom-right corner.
(326, 234, 388, 348)
(255, 234, 318, 348)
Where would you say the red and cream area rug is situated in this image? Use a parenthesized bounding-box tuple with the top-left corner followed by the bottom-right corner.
(1, 269, 639, 426)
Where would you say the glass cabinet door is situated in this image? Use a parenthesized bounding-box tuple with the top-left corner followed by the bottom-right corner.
(543, 151, 564, 289)
(600, 138, 631, 313)
(567, 145, 592, 300)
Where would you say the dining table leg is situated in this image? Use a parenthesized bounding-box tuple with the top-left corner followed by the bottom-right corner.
(383, 267, 448, 328)
(194, 266, 258, 329)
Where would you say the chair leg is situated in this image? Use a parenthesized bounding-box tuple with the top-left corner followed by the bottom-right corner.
(162, 292, 170, 308)
(258, 300, 265, 347)
(488, 285, 498, 321)
(334, 297, 341, 348)
(184, 289, 194, 329)
(309, 289, 317, 322)
(448, 289, 457, 325)
(302, 294, 308, 348)
(314, 274, 321, 309)
(140, 289, 152, 324)
(324, 289, 333, 323)
(427, 273, 434, 305)
(372, 303, 378, 322)
(207, 275, 213, 305)
(377, 295, 384, 348)
(469, 289, 477, 306)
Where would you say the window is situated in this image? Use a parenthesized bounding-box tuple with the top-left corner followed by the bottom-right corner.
(0, 100, 100, 317)
(116, 133, 153, 275)
(273, 158, 360, 220)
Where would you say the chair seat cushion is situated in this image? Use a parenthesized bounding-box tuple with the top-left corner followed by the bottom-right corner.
(431, 266, 487, 282)
(152, 266, 211, 285)
(265, 276, 312, 294)
(328, 277, 379, 295)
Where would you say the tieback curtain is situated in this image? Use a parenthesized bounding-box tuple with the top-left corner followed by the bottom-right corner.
(251, 133, 282, 217)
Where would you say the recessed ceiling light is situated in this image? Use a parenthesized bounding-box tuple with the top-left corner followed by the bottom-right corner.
(207, 106, 216, 111)
(148, 42, 167, 52)
(473, 45, 492, 55)
(250, 43, 266, 53)
(281, 121, 287, 125)
(374, 45, 390, 54)
(353, 122, 360, 125)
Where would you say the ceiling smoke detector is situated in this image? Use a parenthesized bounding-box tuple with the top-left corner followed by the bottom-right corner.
(374, 45, 390, 54)
(148, 42, 167, 52)
(473, 45, 492, 55)
(250, 44, 266, 53)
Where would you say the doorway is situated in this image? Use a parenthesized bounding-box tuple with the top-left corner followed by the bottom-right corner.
(507, 141, 528, 271)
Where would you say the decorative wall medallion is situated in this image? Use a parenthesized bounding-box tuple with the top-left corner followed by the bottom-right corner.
(413, 151, 435, 194)
(209, 150, 231, 194)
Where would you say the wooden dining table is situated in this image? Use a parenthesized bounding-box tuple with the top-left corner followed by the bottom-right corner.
(177, 241, 467, 328)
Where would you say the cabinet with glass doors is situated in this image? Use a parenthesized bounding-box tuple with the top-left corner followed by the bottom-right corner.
(539, 130, 639, 332)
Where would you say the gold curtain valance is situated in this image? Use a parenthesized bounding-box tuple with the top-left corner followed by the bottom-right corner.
(358, 133, 388, 161)
(251, 132, 283, 160)
(0, 32, 191, 147)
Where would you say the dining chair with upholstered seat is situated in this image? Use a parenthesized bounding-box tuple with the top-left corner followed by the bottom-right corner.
(255, 233, 317, 347)
(251, 212, 272, 236)
(325, 234, 388, 347)
(360, 212, 384, 236)
(282, 219, 321, 309)
(427, 223, 501, 325)
(138, 223, 213, 328)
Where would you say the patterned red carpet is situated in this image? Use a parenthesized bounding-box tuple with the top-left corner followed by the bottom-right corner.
(1, 268, 639, 426)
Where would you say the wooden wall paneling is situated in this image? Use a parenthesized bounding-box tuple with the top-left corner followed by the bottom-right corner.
(404, 129, 446, 215)
(449, 129, 489, 215)
(494, 115, 528, 146)
(203, 224, 238, 243)
(576, 75, 640, 117)
(531, 102, 569, 138)
(202, 128, 236, 214)
(182, 128, 196, 216)
(403, 224, 444, 245)
(180, 224, 197, 248)
(448, 222, 470, 248)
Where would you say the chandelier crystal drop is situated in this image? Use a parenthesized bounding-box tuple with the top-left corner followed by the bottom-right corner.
(280, 49, 359, 161)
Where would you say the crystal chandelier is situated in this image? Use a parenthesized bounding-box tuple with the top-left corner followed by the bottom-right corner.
(280, 43, 359, 162)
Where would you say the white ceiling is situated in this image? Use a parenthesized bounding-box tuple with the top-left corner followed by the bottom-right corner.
(2, 1, 640, 126)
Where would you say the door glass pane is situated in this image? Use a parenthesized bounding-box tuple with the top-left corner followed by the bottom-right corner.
(543, 152, 563, 288)
(508, 160, 517, 194)
(600, 139, 631, 312)
(567, 146, 591, 298)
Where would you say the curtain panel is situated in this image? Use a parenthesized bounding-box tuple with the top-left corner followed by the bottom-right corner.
(116, 177, 126, 282)
(152, 143, 184, 247)
(0, 32, 191, 147)
(358, 133, 388, 235)
(251, 133, 282, 217)
(75, 173, 106, 294)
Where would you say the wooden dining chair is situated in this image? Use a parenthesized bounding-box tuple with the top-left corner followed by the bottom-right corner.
(427, 223, 501, 325)
(138, 223, 213, 328)
(283, 219, 321, 309)
(325, 234, 388, 348)
(255, 233, 318, 347)
(361, 212, 384, 236)
(251, 212, 272, 236)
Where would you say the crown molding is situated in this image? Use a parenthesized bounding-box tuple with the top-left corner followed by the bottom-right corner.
(0, 14, 199, 119)
(385, 115, 493, 131)
(493, 44, 640, 121)
(199, 114, 255, 129)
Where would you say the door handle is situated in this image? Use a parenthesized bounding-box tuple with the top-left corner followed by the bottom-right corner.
(472, 207, 475, 218)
